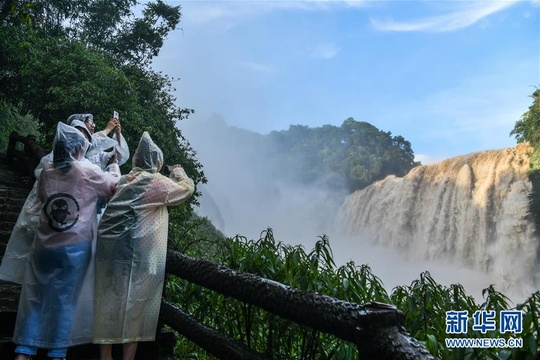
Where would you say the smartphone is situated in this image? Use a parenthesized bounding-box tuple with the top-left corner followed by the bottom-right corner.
(113, 111, 119, 119)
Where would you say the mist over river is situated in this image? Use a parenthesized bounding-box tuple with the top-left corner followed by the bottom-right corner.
(183, 117, 539, 303)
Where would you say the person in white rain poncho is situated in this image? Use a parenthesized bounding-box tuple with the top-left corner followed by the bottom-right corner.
(68, 113, 130, 218)
(0, 113, 129, 285)
(12, 122, 120, 360)
(94, 132, 194, 360)
(67, 113, 130, 171)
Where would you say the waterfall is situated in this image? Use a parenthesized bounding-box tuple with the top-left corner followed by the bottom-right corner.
(336, 143, 539, 299)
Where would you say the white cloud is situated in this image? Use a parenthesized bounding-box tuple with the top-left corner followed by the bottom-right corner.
(370, 1, 520, 32)
(180, 0, 369, 26)
(243, 61, 279, 73)
(310, 42, 340, 59)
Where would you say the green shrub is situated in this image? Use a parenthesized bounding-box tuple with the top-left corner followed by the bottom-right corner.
(165, 226, 539, 359)
(0, 100, 41, 151)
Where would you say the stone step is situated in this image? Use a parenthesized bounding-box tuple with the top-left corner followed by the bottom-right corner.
(0, 196, 32, 217)
(0, 193, 29, 206)
(0, 180, 32, 191)
(0, 230, 11, 245)
(0, 221, 17, 232)
(0, 244, 7, 258)
(0, 281, 19, 346)
(0, 183, 31, 252)
(0, 204, 25, 217)
(0, 331, 177, 359)
(1, 211, 19, 224)
(0, 192, 31, 225)
(0, 184, 32, 197)
(0, 224, 15, 256)
(0, 170, 33, 190)
(0, 333, 178, 359)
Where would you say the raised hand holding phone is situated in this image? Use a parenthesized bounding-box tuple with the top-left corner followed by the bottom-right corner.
(113, 111, 121, 146)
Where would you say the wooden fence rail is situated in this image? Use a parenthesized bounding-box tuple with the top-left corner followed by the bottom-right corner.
(163, 251, 434, 360)
(6, 131, 46, 179)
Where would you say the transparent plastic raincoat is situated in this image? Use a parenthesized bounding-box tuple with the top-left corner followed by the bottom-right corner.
(0, 115, 129, 284)
(12, 122, 121, 349)
(94, 132, 194, 344)
(69, 115, 130, 169)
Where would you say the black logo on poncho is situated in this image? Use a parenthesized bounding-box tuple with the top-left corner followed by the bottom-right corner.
(44, 193, 80, 232)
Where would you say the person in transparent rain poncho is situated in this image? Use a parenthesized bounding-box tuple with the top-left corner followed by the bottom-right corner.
(0, 113, 129, 285)
(67, 113, 130, 171)
(93, 132, 194, 360)
(11, 122, 120, 360)
(68, 113, 130, 218)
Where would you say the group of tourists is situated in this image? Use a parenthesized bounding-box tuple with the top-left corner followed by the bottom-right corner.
(0, 114, 195, 360)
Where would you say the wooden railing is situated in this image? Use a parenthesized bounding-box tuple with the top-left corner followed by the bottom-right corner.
(6, 131, 46, 179)
(161, 251, 434, 360)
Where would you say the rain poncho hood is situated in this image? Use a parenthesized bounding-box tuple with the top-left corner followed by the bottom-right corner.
(67, 113, 93, 125)
(69, 119, 92, 142)
(53, 122, 91, 167)
(132, 131, 163, 173)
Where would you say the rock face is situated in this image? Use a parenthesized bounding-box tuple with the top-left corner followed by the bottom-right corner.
(337, 143, 539, 297)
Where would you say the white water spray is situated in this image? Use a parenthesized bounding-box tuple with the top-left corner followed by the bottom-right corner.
(336, 143, 539, 301)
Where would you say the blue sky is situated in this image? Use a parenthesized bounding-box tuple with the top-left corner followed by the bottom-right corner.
(152, 0, 540, 164)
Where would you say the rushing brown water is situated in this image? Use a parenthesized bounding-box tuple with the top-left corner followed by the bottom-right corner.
(336, 143, 539, 299)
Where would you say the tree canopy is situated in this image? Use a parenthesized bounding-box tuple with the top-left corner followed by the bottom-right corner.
(267, 118, 420, 192)
(0, 0, 205, 218)
(511, 89, 540, 146)
(510, 89, 540, 169)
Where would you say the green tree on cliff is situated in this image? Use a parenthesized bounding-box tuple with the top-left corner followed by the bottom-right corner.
(511, 89, 540, 168)
(510, 88, 540, 229)
(267, 118, 419, 192)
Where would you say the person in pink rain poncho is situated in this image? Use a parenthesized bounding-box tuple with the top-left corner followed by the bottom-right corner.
(93, 131, 194, 360)
(11, 122, 121, 360)
(0, 113, 129, 285)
